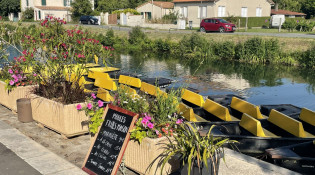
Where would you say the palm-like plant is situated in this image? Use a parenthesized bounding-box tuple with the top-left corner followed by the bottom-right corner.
(160, 123, 237, 175)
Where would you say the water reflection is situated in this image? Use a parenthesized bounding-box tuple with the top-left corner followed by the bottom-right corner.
(109, 53, 315, 110)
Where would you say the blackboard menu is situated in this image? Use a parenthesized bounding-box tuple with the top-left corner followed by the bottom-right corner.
(82, 104, 138, 175)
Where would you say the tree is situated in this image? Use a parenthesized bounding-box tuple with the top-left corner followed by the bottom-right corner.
(96, 0, 129, 13)
(302, 0, 315, 18)
(0, 0, 20, 16)
(71, 0, 93, 21)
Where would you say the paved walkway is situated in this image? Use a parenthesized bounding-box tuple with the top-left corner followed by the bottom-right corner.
(0, 119, 87, 175)
(0, 105, 300, 175)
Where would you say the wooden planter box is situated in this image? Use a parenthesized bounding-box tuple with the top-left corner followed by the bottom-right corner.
(30, 95, 89, 138)
(124, 137, 180, 175)
(0, 80, 34, 112)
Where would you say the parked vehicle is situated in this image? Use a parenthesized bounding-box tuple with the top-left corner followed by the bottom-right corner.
(200, 18, 236, 33)
(79, 16, 99, 25)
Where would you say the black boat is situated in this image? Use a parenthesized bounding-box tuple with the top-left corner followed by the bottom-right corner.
(194, 108, 315, 156)
(266, 141, 315, 175)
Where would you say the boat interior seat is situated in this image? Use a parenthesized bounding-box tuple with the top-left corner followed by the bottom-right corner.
(268, 109, 310, 138)
(94, 78, 117, 91)
(239, 113, 277, 137)
(299, 108, 315, 126)
(203, 99, 233, 121)
(230, 97, 265, 120)
(96, 88, 114, 102)
(119, 84, 138, 98)
(140, 82, 165, 97)
(178, 103, 208, 122)
(88, 71, 116, 81)
(181, 89, 205, 108)
(88, 67, 120, 74)
(118, 75, 142, 88)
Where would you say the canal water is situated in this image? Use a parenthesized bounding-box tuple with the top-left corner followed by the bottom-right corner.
(108, 53, 315, 110)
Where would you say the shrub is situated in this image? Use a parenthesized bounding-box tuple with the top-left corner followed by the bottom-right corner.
(265, 39, 280, 62)
(243, 37, 266, 62)
(161, 11, 178, 24)
(155, 39, 171, 52)
(128, 26, 147, 45)
(282, 19, 298, 31)
(22, 7, 34, 20)
(299, 45, 315, 68)
(215, 41, 235, 60)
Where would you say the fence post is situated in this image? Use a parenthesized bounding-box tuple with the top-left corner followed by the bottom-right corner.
(278, 18, 282, 32)
(238, 19, 241, 31)
(245, 17, 248, 32)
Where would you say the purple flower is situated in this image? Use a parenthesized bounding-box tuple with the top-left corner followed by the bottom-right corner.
(76, 104, 82, 110)
(147, 122, 154, 129)
(176, 119, 183, 124)
(87, 103, 93, 110)
(91, 93, 96, 99)
(33, 73, 37, 77)
(98, 100, 104, 107)
(9, 80, 14, 86)
(8, 69, 13, 74)
(297, 20, 299, 23)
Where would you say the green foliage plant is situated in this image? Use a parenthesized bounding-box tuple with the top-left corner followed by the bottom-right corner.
(160, 123, 237, 175)
(22, 7, 34, 20)
(128, 26, 147, 45)
(70, 0, 93, 21)
(76, 93, 105, 134)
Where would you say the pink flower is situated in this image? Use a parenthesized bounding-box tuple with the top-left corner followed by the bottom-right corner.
(176, 119, 183, 124)
(144, 113, 151, 121)
(155, 130, 159, 135)
(87, 103, 93, 110)
(8, 69, 13, 74)
(9, 80, 14, 86)
(91, 93, 96, 99)
(98, 100, 104, 107)
(76, 104, 82, 110)
(147, 122, 154, 129)
(141, 118, 148, 126)
(33, 73, 37, 77)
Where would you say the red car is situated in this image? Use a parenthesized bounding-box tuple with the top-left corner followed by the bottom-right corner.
(200, 18, 236, 33)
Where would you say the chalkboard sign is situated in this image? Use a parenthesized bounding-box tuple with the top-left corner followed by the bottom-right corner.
(82, 104, 138, 175)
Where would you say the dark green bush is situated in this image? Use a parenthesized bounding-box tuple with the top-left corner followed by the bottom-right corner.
(104, 28, 115, 46)
(155, 39, 171, 52)
(243, 37, 266, 62)
(214, 41, 235, 60)
(222, 17, 270, 27)
(299, 45, 315, 68)
(22, 7, 34, 20)
(128, 26, 147, 45)
(265, 39, 280, 61)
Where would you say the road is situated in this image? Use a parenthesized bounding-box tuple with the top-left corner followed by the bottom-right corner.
(81, 24, 315, 39)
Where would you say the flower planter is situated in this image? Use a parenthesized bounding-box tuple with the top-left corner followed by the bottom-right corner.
(124, 137, 180, 175)
(0, 80, 35, 112)
(30, 94, 89, 138)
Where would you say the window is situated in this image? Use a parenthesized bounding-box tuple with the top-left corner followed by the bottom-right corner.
(218, 6, 225, 17)
(180, 7, 188, 18)
(42, 0, 46, 6)
(198, 6, 207, 18)
(26, 0, 29, 6)
(256, 7, 262, 17)
(64, 0, 72, 7)
(241, 7, 248, 17)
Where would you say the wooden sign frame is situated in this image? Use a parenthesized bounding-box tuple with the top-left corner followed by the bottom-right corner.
(82, 104, 138, 175)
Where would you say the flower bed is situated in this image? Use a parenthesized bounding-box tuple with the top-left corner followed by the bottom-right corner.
(0, 80, 34, 112)
(124, 137, 179, 175)
(30, 95, 89, 138)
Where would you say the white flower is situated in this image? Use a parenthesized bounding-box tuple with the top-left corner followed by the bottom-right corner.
(180, 112, 183, 115)
(123, 101, 128, 104)
(168, 115, 171, 119)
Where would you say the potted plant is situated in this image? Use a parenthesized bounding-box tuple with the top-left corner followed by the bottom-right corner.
(108, 86, 183, 175)
(160, 123, 237, 175)
(0, 16, 113, 138)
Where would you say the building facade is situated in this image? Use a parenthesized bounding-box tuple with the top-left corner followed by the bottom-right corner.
(173, 0, 274, 25)
(136, 1, 174, 19)
(21, 0, 94, 21)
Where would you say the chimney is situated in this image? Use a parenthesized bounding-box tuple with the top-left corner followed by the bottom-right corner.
(275, 3, 279, 11)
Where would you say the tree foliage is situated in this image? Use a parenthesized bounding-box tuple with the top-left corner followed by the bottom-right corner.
(0, 0, 20, 16)
(71, 0, 93, 21)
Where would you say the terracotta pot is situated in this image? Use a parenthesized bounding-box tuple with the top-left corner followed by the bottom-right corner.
(0, 81, 35, 112)
(124, 137, 180, 175)
(30, 94, 89, 138)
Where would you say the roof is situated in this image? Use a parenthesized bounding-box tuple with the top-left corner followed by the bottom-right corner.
(271, 9, 306, 16)
(173, 0, 274, 4)
(34, 6, 71, 11)
(137, 1, 174, 9)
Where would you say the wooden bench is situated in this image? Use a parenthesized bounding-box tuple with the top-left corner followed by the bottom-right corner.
(181, 89, 205, 107)
(231, 97, 264, 119)
(299, 108, 315, 126)
(240, 113, 276, 137)
(268, 109, 312, 138)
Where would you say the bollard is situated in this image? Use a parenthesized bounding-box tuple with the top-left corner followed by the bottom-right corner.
(17, 98, 33, 123)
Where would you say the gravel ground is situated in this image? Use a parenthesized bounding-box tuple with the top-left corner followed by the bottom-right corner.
(0, 105, 137, 175)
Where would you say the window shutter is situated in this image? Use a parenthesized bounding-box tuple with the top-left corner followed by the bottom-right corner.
(202, 7, 206, 18)
(184, 7, 187, 18)
(42, 0, 46, 6)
